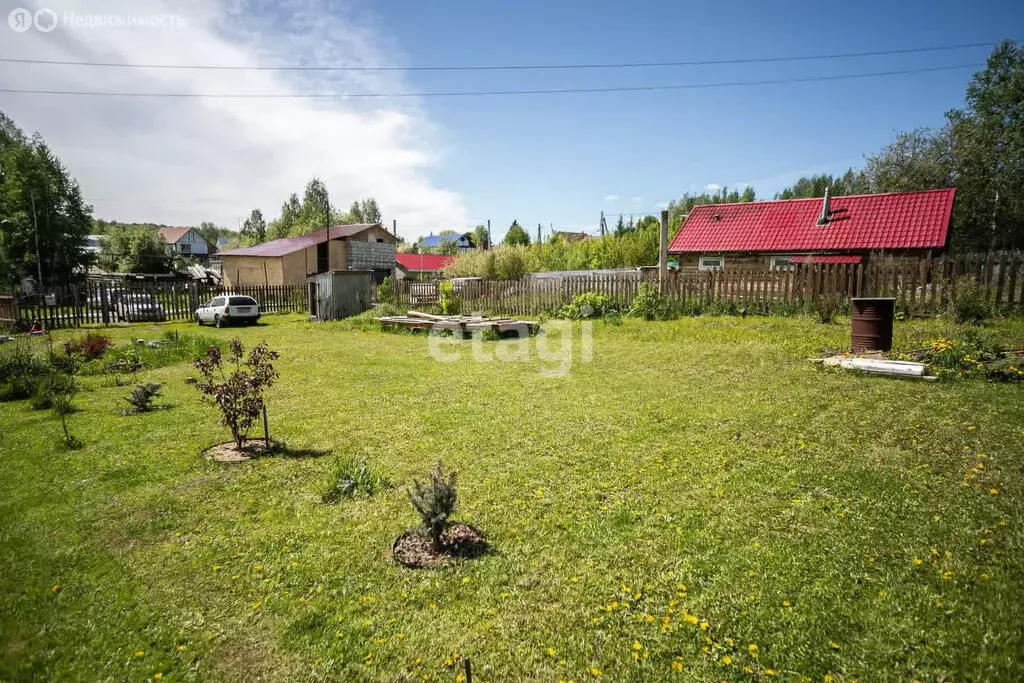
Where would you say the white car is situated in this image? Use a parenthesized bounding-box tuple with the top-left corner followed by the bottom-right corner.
(195, 295, 260, 327)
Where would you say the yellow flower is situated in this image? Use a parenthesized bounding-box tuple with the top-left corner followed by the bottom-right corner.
(825, 675, 835, 683)
(943, 571, 953, 580)
(683, 614, 698, 625)
(981, 573, 990, 580)
(830, 642, 840, 650)
(135, 651, 145, 657)
(672, 661, 683, 672)
(632, 641, 643, 651)
(913, 558, 922, 566)
(782, 600, 791, 607)
(176, 645, 186, 652)
(589, 667, 602, 677)
(547, 647, 556, 657)
(748, 644, 758, 655)
(461, 577, 470, 584)
(989, 488, 999, 495)
(154, 674, 162, 680)
(721, 656, 732, 665)
(699, 621, 709, 631)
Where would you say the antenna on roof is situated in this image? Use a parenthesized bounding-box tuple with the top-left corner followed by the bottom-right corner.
(816, 186, 832, 226)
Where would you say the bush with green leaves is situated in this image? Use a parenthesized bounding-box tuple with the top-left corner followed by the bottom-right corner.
(629, 282, 677, 321)
(0, 341, 49, 402)
(188, 339, 279, 449)
(64, 333, 112, 360)
(407, 461, 458, 552)
(376, 275, 396, 306)
(322, 457, 390, 503)
(554, 292, 619, 320)
(812, 294, 844, 324)
(30, 372, 77, 411)
(124, 383, 162, 413)
(948, 276, 990, 324)
(439, 280, 460, 315)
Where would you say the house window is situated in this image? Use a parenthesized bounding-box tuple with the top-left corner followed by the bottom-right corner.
(180, 243, 191, 254)
(771, 255, 796, 269)
(698, 256, 724, 271)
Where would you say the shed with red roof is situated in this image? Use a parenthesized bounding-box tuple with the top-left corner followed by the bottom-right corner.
(668, 188, 955, 272)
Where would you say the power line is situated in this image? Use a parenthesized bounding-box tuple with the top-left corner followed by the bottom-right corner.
(0, 63, 983, 99)
(0, 41, 1002, 72)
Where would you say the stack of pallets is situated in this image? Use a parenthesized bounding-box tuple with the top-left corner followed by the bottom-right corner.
(377, 310, 538, 335)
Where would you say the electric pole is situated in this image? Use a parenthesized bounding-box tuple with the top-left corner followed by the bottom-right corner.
(537, 223, 541, 244)
(487, 219, 491, 250)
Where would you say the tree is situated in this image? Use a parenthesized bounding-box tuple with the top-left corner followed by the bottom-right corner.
(503, 220, 530, 246)
(358, 198, 381, 224)
(97, 226, 173, 273)
(0, 112, 93, 287)
(194, 221, 226, 249)
(471, 224, 489, 250)
(665, 185, 756, 231)
(614, 215, 627, 236)
(188, 339, 279, 450)
(240, 209, 267, 244)
(268, 193, 302, 240)
(298, 178, 331, 231)
(438, 239, 459, 256)
(775, 170, 871, 199)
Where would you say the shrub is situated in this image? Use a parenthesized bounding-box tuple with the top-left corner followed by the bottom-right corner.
(949, 276, 990, 324)
(555, 292, 618, 320)
(322, 457, 390, 503)
(125, 383, 162, 413)
(188, 339, 279, 449)
(439, 280, 460, 315)
(29, 372, 77, 411)
(629, 282, 676, 320)
(0, 341, 49, 401)
(64, 333, 112, 360)
(813, 294, 844, 324)
(407, 461, 458, 552)
(376, 275, 396, 306)
(918, 329, 1003, 380)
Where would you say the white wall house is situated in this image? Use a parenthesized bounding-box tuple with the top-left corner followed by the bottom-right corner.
(159, 227, 210, 259)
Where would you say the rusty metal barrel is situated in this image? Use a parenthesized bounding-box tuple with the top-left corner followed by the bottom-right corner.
(851, 297, 895, 352)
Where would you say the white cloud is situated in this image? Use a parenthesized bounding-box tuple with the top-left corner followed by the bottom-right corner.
(704, 183, 722, 192)
(0, 0, 469, 240)
(631, 196, 643, 203)
(655, 201, 669, 209)
(603, 194, 619, 202)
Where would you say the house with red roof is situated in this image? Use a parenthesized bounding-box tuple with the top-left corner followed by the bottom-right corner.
(218, 223, 396, 288)
(159, 226, 211, 261)
(668, 188, 955, 272)
(395, 252, 455, 280)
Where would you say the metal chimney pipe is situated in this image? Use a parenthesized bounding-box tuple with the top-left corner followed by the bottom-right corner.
(817, 186, 832, 226)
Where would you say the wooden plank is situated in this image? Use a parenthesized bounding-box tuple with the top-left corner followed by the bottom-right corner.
(994, 252, 1007, 306)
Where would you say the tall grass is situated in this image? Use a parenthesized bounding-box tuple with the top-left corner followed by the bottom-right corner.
(442, 226, 659, 279)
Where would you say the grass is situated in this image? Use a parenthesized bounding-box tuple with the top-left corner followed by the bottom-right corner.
(1, 313, 1023, 681)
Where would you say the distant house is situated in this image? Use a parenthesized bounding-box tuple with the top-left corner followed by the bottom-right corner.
(418, 233, 475, 252)
(395, 253, 454, 280)
(159, 227, 211, 261)
(552, 231, 590, 243)
(218, 223, 396, 288)
(84, 235, 104, 254)
(668, 188, 955, 272)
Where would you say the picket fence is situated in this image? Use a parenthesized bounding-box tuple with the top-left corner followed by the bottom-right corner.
(395, 252, 1024, 317)
(4, 281, 306, 330)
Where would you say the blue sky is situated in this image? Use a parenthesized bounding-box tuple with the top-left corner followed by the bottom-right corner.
(0, 0, 1019, 241)
(361, 0, 1021, 238)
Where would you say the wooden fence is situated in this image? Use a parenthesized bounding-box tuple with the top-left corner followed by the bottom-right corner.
(394, 252, 1024, 317)
(5, 281, 306, 330)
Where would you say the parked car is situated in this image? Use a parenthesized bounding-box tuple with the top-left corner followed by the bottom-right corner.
(116, 293, 166, 322)
(87, 287, 127, 311)
(195, 295, 260, 327)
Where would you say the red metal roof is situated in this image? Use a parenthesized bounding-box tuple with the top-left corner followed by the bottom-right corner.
(668, 188, 955, 254)
(219, 224, 381, 257)
(396, 253, 454, 272)
(790, 255, 862, 264)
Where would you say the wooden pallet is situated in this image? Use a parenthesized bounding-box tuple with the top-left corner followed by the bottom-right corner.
(377, 310, 537, 334)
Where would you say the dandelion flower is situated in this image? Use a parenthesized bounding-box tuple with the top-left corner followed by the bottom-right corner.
(672, 661, 683, 672)
(782, 600, 791, 607)
(548, 648, 556, 657)
(830, 642, 840, 650)
(748, 644, 758, 656)
(683, 614, 699, 625)
(721, 656, 732, 665)
(589, 667, 602, 677)
(176, 645, 186, 652)
(154, 674, 162, 680)
(989, 488, 999, 495)
(943, 571, 953, 580)
(913, 558, 923, 566)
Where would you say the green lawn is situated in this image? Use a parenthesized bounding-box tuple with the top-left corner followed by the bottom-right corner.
(2, 314, 1023, 682)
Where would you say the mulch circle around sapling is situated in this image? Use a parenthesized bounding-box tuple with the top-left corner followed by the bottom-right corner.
(392, 523, 488, 568)
(203, 440, 275, 463)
